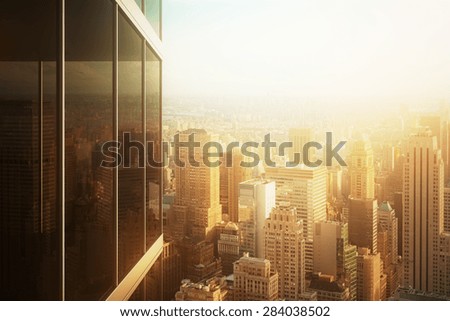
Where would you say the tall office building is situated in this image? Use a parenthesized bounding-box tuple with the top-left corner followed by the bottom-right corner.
(264, 206, 305, 300)
(173, 129, 222, 241)
(438, 233, 450, 296)
(419, 115, 449, 180)
(356, 248, 382, 301)
(217, 222, 241, 275)
(393, 191, 404, 256)
(348, 198, 378, 254)
(377, 201, 400, 297)
(444, 186, 450, 233)
(288, 128, 313, 164)
(265, 165, 327, 272)
(238, 178, 276, 258)
(0, 0, 162, 300)
(346, 137, 378, 254)
(348, 139, 375, 199)
(403, 128, 444, 293)
(233, 253, 279, 301)
(313, 221, 357, 300)
(162, 238, 182, 301)
(220, 150, 253, 222)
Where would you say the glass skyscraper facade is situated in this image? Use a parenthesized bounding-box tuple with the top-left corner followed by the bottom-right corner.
(0, 0, 163, 300)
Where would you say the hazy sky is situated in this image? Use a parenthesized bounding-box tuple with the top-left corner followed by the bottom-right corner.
(163, 0, 450, 102)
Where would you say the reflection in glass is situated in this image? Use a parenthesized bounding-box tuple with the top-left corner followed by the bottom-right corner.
(146, 47, 162, 250)
(65, 0, 114, 300)
(118, 12, 145, 282)
(0, 0, 59, 300)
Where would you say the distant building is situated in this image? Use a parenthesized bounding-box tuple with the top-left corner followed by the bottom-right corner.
(177, 238, 222, 283)
(377, 201, 401, 297)
(403, 128, 444, 293)
(175, 276, 230, 301)
(265, 205, 305, 300)
(217, 222, 240, 275)
(163, 239, 182, 301)
(265, 165, 327, 272)
(308, 273, 351, 301)
(238, 178, 276, 258)
(233, 253, 278, 301)
(313, 221, 357, 300)
(390, 287, 450, 301)
(173, 129, 222, 241)
(356, 247, 382, 301)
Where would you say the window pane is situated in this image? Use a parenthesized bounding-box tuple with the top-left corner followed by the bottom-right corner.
(65, 0, 114, 300)
(0, 0, 59, 300)
(145, 0, 161, 38)
(146, 47, 161, 249)
(118, 12, 145, 282)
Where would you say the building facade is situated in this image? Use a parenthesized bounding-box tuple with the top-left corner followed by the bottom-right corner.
(265, 165, 327, 273)
(264, 206, 305, 300)
(0, 0, 162, 300)
(403, 128, 444, 293)
(233, 253, 279, 301)
(238, 178, 276, 258)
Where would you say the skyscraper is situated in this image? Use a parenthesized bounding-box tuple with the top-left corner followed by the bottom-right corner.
(173, 129, 222, 241)
(377, 201, 400, 297)
(217, 222, 241, 276)
(288, 128, 313, 164)
(348, 139, 375, 199)
(347, 138, 378, 255)
(313, 221, 357, 300)
(403, 128, 444, 293)
(265, 165, 327, 272)
(220, 149, 253, 223)
(0, 0, 163, 300)
(348, 198, 378, 254)
(238, 178, 276, 258)
(356, 248, 382, 301)
(264, 205, 305, 300)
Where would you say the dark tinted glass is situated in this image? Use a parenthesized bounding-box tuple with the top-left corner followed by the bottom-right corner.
(0, 0, 60, 300)
(65, 0, 115, 300)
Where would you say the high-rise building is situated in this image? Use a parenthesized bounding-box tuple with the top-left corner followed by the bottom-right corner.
(419, 115, 449, 179)
(288, 127, 313, 164)
(162, 238, 182, 301)
(264, 206, 305, 300)
(348, 139, 375, 199)
(348, 198, 378, 254)
(0, 0, 163, 300)
(220, 150, 253, 223)
(265, 165, 327, 272)
(393, 191, 404, 256)
(217, 222, 241, 276)
(313, 221, 357, 300)
(356, 248, 382, 301)
(233, 253, 278, 301)
(177, 239, 222, 283)
(173, 129, 222, 241)
(444, 186, 450, 233)
(438, 233, 450, 296)
(377, 201, 401, 297)
(238, 178, 276, 258)
(403, 128, 444, 293)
